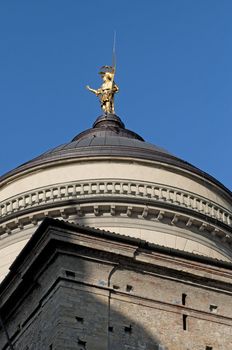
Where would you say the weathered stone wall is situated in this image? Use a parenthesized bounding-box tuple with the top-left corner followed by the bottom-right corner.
(0, 219, 232, 350)
(0, 246, 232, 350)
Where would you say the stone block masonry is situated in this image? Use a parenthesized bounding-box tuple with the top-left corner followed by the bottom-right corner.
(0, 218, 231, 349)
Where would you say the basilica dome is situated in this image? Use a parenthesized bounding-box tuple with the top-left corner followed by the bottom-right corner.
(0, 113, 232, 281)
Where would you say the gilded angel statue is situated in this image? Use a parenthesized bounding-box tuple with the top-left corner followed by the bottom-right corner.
(86, 66, 119, 114)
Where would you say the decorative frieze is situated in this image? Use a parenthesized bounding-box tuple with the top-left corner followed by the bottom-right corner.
(0, 179, 232, 230)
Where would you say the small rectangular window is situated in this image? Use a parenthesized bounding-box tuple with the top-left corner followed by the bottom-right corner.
(113, 284, 120, 290)
(182, 293, 187, 305)
(124, 325, 132, 334)
(209, 305, 217, 313)
(78, 338, 86, 347)
(206, 346, 213, 350)
(126, 285, 133, 292)
(76, 316, 84, 323)
(183, 314, 188, 331)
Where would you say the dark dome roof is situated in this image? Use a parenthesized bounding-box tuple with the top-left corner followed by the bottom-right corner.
(0, 113, 231, 195)
(3, 113, 188, 171)
(30, 114, 173, 163)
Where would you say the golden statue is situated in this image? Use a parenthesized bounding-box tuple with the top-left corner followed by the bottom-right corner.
(86, 65, 119, 114)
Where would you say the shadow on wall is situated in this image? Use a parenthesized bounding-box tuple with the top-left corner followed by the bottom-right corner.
(0, 220, 169, 350)
(50, 250, 168, 349)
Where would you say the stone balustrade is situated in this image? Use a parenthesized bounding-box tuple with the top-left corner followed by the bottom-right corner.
(0, 179, 231, 227)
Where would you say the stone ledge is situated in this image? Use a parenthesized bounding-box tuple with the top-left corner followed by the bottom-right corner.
(0, 179, 231, 227)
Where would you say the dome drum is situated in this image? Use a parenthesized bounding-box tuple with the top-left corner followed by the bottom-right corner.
(0, 113, 232, 281)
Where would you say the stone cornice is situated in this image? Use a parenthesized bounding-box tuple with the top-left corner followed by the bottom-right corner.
(0, 180, 232, 259)
(1, 179, 231, 227)
(1, 218, 232, 309)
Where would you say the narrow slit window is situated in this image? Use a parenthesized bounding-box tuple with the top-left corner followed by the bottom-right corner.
(182, 293, 187, 305)
(183, 314, 188, 331)
(126, 285, 133, 292)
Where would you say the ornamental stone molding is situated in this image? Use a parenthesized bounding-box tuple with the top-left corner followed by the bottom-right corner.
(0, 179, 231, 227)
(0, 179, 232, 260)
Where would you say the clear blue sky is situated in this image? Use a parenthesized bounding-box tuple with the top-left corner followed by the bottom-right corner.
(0, 1, 232, 190)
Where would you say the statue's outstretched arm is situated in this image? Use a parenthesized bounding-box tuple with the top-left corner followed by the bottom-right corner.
(86, 85, 99, 95)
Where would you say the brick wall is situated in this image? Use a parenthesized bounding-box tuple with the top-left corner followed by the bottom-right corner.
(0, 224, 232, 350)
